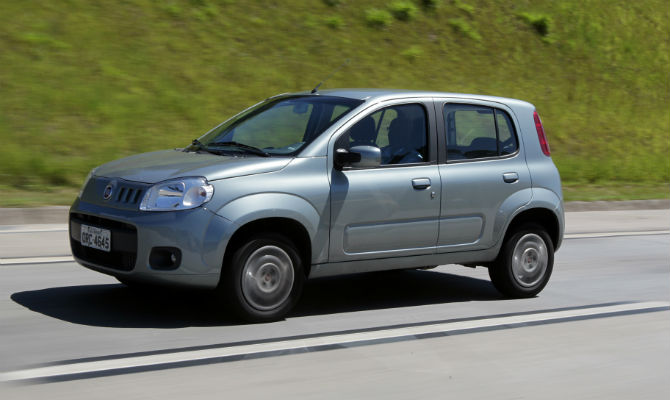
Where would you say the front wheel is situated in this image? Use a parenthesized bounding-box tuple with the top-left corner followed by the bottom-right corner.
(489, 224, 554, 297)
(116, 277, 157, 290)
(220, 233, 304, 322)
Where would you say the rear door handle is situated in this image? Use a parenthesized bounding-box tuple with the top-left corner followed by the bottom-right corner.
(503, 172, 519, 183)
(412, 178, 431, 190)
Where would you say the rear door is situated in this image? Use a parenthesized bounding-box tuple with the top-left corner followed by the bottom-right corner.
(436, 100, 532, 252)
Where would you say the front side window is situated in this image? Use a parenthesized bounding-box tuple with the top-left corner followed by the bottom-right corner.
(194, 96, 362, 156)
(444, 104, 518, 161)
(337, 103, 428, 165)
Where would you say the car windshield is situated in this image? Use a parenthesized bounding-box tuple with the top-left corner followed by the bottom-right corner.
(192, 95, 363, 156)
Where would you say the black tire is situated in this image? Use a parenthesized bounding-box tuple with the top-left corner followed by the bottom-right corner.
(116, 277, 142, 287)
(489, 224, 554, 297)
(116, 277, 158, 291)
(116, 277, 131, 286)
(220, 233, 304, 323)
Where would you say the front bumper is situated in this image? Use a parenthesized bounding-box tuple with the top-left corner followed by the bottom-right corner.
(69, 197, 234, 289)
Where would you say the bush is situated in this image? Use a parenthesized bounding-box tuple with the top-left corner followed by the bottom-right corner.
(365, 8, 393, 29)
(322, 0, 341, 6)
(162, 3, 183, 18)
(448, 18, 481, 41)
(420, 0, 439, 10)
(454, 0, 474, 15)
(325, 16, 343, 29)
(401, 45, 423, 62)
(519, 12, 552, 37)
(389, 1, 418, 21)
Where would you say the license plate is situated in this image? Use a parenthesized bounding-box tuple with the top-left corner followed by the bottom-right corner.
(80, 224, 111, 252)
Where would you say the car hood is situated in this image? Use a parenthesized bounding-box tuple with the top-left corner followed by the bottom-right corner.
(94, 150, 292, 184)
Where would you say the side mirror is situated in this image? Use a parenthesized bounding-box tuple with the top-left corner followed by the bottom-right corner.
(334, 146, 381, 169)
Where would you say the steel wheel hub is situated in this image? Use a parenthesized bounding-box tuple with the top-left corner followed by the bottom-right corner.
(511, 233, 548, 288)
(241, 245, 294, 311)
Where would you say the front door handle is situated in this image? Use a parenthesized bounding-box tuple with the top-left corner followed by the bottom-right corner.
(503, 172, 519, 183)
(412, 178, 431, 190)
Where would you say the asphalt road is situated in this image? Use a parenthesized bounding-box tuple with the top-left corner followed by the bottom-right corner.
(0, 209, 668, 399)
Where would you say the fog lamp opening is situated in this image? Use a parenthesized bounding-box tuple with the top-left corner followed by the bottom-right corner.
(149, 247, 182, 270)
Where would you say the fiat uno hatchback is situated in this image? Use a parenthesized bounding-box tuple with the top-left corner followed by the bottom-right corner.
(70, 89, 564, 322)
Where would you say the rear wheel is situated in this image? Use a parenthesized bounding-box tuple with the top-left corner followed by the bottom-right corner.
(489, 224, 554, 297)
(220, 233, 304, 322)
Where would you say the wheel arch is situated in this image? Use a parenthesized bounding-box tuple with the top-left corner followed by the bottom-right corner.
(223, 217, 313, 278)
(214, 192, 323, 279)
(503, 207, 560, 251)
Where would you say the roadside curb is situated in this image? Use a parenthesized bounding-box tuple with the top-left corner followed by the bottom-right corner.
(0, 206, 69, 225)
(564, 199, 670, 212)
(0, 200, 668, 225)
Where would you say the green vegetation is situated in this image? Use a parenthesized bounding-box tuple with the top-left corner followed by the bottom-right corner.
(448, 17, 482, 41)
(400, 45, 423, 62)
(365, 7, 393, 28)
(420, 0, 439, 11)
(0, 185, 79, 208)
(325, 15, 344, 30)
(0, 0, 668, 207)
(562, 183, 670, 202)
(323, 0, 342, 7)
(454, 0, 475, 16)
(518, 12, 552, 37)
(389, 1, 419, 21)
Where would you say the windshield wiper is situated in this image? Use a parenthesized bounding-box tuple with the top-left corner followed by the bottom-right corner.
(186, 139, 223, 155)
(191, 139, 205, 149)
(206, 141, 270, 157)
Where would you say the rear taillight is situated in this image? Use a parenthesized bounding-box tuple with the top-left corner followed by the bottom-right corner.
(533, 110, 551, 156)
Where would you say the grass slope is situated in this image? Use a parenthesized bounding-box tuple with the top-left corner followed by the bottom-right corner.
(0, 0, 668, 205)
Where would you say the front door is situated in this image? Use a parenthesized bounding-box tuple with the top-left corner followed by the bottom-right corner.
(329, 101, 441, 262)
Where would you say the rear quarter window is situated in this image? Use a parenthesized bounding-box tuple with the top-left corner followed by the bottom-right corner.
(495, 110, 518, 155)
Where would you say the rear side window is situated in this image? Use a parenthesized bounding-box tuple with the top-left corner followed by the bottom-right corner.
(443, 104, 518, 161)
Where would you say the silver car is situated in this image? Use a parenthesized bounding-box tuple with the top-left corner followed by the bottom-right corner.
(70, 89, 564, 322)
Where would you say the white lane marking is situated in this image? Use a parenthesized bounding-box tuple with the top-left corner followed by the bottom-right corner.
(1, 301, 667, 382)
(565, 230, 669, 239)
(0, 256, 74, 266)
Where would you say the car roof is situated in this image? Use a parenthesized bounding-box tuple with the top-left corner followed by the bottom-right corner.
(284, 88, 534, 109)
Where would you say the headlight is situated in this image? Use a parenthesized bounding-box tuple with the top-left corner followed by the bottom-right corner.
(78, 168, 97, 199)
(140, 177, 214, 211)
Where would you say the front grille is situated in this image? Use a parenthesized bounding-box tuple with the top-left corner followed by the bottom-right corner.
(70, 213, 138, 271)
(81, 178, 147, 210)
(115, 185, 143, 205)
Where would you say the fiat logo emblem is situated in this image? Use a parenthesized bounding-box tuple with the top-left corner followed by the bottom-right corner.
(103, 184, 113, 200)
